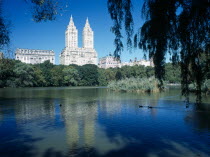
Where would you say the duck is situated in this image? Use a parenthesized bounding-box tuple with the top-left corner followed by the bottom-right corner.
(148, 106, 153, 109)
(139, 105, 144, 108)
(59, 104, 62, 107)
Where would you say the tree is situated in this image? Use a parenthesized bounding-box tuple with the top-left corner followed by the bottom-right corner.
(50, 65, 65, 86)
(33, 66, 46, 86)
(13, 62, 35, 87)
(108, 0, 209, 103)
(98, 68, 108, 86)
(115, 69, 122, 80)
(62, 66, 80, 86)
(105, 68, 116, 81)
(165, 63, 181, 83)
(0, 1, 10, 50)
(78, 64, 99, 86)
(0, 59, 16, 87)
(37, 60, 54, 86)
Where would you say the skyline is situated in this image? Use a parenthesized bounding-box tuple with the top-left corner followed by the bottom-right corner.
(2, 0, 156, 64)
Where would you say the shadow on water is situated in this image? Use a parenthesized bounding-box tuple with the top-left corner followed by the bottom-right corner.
(0, 87, 210, 157)
(185, 103, 210, 132)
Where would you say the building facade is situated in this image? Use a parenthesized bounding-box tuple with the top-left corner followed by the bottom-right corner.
(60, 16, 98, 66)
(99, 56, 154, 69)
(98, 55, 121, 69)
(15, 48, 55, 64)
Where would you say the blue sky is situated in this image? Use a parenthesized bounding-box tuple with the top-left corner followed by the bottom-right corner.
(3, 0, 154, 64)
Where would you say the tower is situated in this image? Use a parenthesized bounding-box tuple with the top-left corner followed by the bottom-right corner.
(65, 15, 78, 48)
(83, 18, 94, 49)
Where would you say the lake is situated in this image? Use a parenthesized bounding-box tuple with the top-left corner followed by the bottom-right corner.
(0, 87, 210, 157)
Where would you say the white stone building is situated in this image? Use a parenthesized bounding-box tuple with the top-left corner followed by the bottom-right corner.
(136, 58, 154, 67)
(121, 59, 154, 67)
(98, 55, 121, 69)
(15, 48, 55, 64)
(99, 55, 154, 68)
(60, 16, 98, 66)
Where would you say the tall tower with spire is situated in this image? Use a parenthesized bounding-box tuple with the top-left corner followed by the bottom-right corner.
(83, 18, 94, 49)
(60, 16, 98, 66)
(65, 15, 78, 48)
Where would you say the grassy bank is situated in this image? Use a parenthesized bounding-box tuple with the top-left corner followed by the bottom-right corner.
(108, 77, 166, 93)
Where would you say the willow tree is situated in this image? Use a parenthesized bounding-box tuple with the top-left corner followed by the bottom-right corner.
(0, 1, 10, 50)
(108, 0, 209, 104)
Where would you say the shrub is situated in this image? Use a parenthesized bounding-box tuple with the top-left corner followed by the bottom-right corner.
(108, 77, 166, 93)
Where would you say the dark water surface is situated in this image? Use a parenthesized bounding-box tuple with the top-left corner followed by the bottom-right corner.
(0, 87, 210, 157)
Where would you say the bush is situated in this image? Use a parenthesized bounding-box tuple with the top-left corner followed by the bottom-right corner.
(189, 79, 210, 94)
(108, 77, 166, 93)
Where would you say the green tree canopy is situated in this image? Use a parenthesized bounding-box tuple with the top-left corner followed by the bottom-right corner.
(78, 64, 99, 86)
(63, 66, 80, 86)
(13, 62, 35, 87)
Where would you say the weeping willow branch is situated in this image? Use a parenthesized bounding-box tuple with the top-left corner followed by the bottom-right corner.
(108, 0, 209, 104)
(0, 0, 10, 50)
(107, 0, 133, 59)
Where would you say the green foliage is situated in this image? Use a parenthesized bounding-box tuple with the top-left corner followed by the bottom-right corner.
(107, 0, 133, 58)
(98, 68, 108, 86)
(13, 62, 35, 87)
(108, 77, 166, 93)
(63, 66, 80, 86)
(0, 1, 10, 49)
(0, 59, 16, 87)
(29, 0, 60, 22)
(36, 60, 54, 86)
(33, 66, 46, 86)
(50, 65, 64, 86)
(189, 79, 210, 94)
(78, 64, 99, 86)
(165, 63, 181, 83)
(0, 59, 182, 88)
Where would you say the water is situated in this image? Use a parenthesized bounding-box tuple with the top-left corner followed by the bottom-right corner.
(0, 87, 210, 157)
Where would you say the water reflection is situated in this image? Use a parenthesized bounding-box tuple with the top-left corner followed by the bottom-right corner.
(61, 101, 97, 150)
(185, 103, 210, 131)
(0, 87, 210, 157)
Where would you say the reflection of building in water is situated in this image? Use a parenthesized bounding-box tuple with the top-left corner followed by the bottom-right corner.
(60, 101, 97, 149)
(14, 99, 55, 123)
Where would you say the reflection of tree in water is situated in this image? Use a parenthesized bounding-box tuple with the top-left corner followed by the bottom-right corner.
(185, 103, 210, 131)
(0, 106, 3, 123)
(0, 100, 45, 157)
(14, 99, 55, 124)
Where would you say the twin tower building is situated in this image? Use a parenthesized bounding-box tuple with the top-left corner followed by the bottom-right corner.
(60, 16, 98, 65)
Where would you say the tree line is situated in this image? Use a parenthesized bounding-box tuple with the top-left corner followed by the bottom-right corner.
(0, 59, 181, 88)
